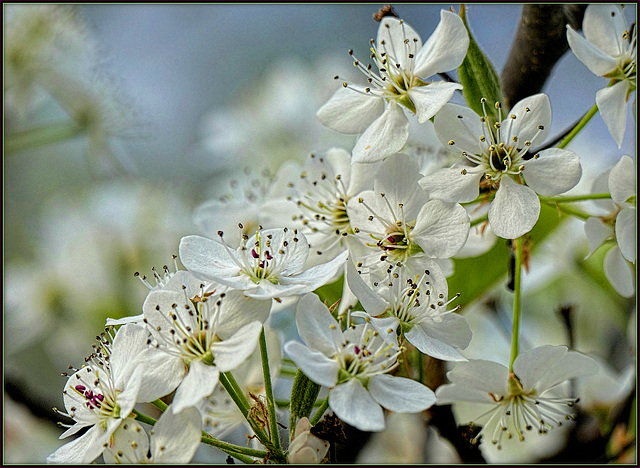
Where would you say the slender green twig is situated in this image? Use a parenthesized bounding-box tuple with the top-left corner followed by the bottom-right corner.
(5, 122, 84, 154)
(470, 213, 489, 228)
(557, 103, 598, 149)
(151, 399, 168, 412)
(543, 201, 592, 220)
(309, 397, 330, 426)
(259, 327, 282, 451)
(132, 409, 157, 426)
(219, 372, 251, 417)
(509, 237, 524, 373)
(539, 193, 611, 203)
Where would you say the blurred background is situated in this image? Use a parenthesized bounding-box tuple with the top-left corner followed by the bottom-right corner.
(3, 4, 636, 463)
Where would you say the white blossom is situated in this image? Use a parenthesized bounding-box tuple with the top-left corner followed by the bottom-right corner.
(284, 293, 436, 432)
(346, 261, 471, 361)
(287, 417, 330, 464)
(436, 345, 598, 450)
(102, 407, 202, 464)
(421, 94, 582, 239)
(47, 324, 174, 464)
(317, 11, 468, 163)
(179, 227, 348, 300)
(567, 4, 637, 147)
(584, 155, 636, 297)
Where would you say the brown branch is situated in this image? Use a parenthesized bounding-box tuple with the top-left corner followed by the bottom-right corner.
(501, 5, 587, 109)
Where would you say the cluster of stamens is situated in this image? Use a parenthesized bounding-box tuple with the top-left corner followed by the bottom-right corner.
(334, 19, 424, 106)
(448, 99, 546, 185)
(134, 255, 179, 290)
(288, 154, 352, 255)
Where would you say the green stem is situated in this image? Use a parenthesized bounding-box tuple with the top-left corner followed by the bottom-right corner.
(218, 451, 260, 465)
(539, 193, 611, 203)
(200, 434, 268, 459)
(132, 409, 157, 426)
(470, 213, 489, 228)
(259, 327, 282, 452)
(310, 397, 330, 426)
(151, 399, 168, 412)
(509, 237, 524, 373)
(5, 122, 84, 154)
(557, 103, 598, 149)
(219, 372, 251, 417)
(543, 200, 592, 220)
(279, 367, 298, 377)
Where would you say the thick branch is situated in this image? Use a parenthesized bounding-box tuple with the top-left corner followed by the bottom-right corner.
(501, 5, 587, 109)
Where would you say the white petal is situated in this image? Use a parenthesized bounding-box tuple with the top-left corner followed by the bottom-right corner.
(536, 351, 599, 392)
(583, 4, 627, 58)
(373, 153, 429, 218)
(419, 312, 472, 351)
(488, 177, 540, 239)
(508, 94, 551, 145)
(513, 345, 568, 390)
(212, 321, 262, 372)
(522, 148, 582, 196)
(179, 235, 241, 282)
(605, 246, 635, 297)
(346, 261, 388, 316)
(609, 155, 636, 205)
(584, 217, 613, 258)
(152, 407, 202, 463)
(259, 228, 310, 276)
(412, 199, 470, 258)
(136, 350, 185, 403)
(419, 166, 483, 203)
(104, 420, 149, 464)
(433, 103, 484, 155)
(566, 26, 618, 76)
(172, 359, 220, 413)
(408, 81, 462, 123)
(316, 86, 384, 134)
(329, 379, 385, 431)
(596, 80, 629, 148)
(116, 364, 145, 419)
(435, 383, 496, 405)
(413, 10, 469, 78)
(296, 293, 343, 357)
(109, 323, 150, 387)
(283, 250, 348, 292)
(377, 17, 422, 71)
(444, 359, 509, 395)
(352, 103, 409, 163)
(214, 291, 272, 339)
(368, 374, 436, 412)
(284, 341, 339, 388)
(348, 159, 381, 197)
(616, 207, 636, 262)
(46, 425, 106, 464)
(405, 324, 467, 361)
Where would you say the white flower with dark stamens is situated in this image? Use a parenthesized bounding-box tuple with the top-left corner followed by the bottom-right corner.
(435, 345, 598, 450)
(287, 148, 378, 262)
(347, 153, 469, 279)
(567, 4, 636, 147)
(317, 11, 468, 163)
(284, 293, 436, 432)
(142, 282, 270, 413)
(584, 155, 636, 297)
(346, 261, 471, 361)
(48, 324, 173, 464)
(179, 227, 348, 300)
(420, 94, 582, 239)
(103, 407, 202, 464)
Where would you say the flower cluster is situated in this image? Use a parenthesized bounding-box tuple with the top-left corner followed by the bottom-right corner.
(45, 5, 635, 465)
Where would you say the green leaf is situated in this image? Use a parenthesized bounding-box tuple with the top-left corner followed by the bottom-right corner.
(457, 4, 505, 120)
(289, 369, 321, 431)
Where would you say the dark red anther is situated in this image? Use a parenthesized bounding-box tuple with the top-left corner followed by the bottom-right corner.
(251, 249, 259, 259)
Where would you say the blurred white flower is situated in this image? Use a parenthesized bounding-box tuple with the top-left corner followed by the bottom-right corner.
(284, 294, 436, 432)
(567, 4, 637, 147)
(421, 94, 583, 239)
(584, 155, 636, 297)
(318, 12, 467, 163)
